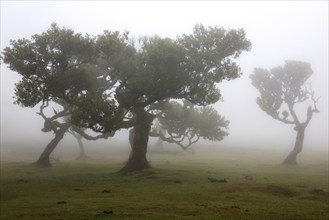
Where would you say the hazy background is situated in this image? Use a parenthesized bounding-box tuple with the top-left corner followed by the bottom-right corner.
(1, 1, 328, 160)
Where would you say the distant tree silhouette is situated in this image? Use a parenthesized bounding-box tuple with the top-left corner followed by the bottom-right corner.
(68, 128, 88, 160)
(250, 60, 320, 165)
(150, 101, 229, 151)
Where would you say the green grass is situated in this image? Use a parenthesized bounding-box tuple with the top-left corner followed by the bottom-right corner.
(0, 150, 328, 219)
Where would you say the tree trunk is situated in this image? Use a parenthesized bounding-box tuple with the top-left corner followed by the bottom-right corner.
(34, 124, 70, 167)
(152, 121, 165, 151)
(128, 128, 134, 148)
(74, 133, 89, 160)
(153, 138, 164, 151)
(120, 108, 154, 173)
(282, 125, 306, 165)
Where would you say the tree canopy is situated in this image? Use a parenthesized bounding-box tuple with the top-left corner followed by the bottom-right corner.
(2, 23, 101, 106)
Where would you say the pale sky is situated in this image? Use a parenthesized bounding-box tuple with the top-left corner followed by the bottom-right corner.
(1, 1, 328, 154)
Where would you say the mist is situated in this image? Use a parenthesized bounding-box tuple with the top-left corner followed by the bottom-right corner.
(1, 1, 328, 161)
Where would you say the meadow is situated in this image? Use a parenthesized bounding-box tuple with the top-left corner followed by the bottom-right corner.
(0, 147, 328, 220)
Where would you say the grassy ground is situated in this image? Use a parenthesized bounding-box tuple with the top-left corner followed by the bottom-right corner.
(0, 149, 328, 220)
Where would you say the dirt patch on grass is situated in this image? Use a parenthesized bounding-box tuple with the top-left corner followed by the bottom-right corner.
(301, 195, 329, 203)
(119, 169, 160, 181)
(218, 183, 297, 197)
(300, 189, 329, 202)
(199, 205, 251, 218)
(310, 188, 328, 196)
(261, 185, 297, 197)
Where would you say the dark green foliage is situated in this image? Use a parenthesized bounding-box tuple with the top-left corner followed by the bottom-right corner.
(114, 24, 251, 110)
(96, 30, 135, 82)
(14, 78, 44, 107)
(115, 37, 188, 109)
(178, 24, 252, 105)
(2, 23, 99, 106)
(71, 95, 124, 133)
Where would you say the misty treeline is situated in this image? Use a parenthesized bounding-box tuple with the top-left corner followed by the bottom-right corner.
(1, 23, 319, 172)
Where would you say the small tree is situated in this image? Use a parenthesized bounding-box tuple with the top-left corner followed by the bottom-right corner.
(150, 101, 229, 150)
(250, 60, 320, 165)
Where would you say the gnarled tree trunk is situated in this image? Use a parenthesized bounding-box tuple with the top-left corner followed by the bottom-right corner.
(282, 125, 306, 165)
(34, 124, 70, 167)
(120, 108, 154, 173)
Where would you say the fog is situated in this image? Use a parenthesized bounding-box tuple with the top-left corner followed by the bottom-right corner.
(1, 1, 328, 161)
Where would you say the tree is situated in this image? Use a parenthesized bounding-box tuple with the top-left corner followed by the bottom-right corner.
(151, 119, 166, 151)
(68, 128, 89, 160)
(2, 24, 113, 167)
(35, 98, 113, 166)
(34, 100, 71, 166)
(150, 100, 229, 150)
(73, 24, 251, 172)
(250, 60, 320, 165)
(118, 24, 251, 172)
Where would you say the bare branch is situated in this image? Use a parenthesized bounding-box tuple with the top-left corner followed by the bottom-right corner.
(273, 112, 295, 124)
(150, 129, 200, 151)
(36, 100, 72, 133)
(71, 125, 115, 140)
(48, 104, 71, 122)
(36, 100, 49, 121)
(303, 95, 320, 127)
(286, 103, 300, 125)
(52, 107, 58, 115)
(310, 91, 320, 113)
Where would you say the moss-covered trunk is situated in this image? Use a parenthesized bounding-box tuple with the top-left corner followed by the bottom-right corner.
(120, 108, 154, 173)
(282, 125, 306, 165)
